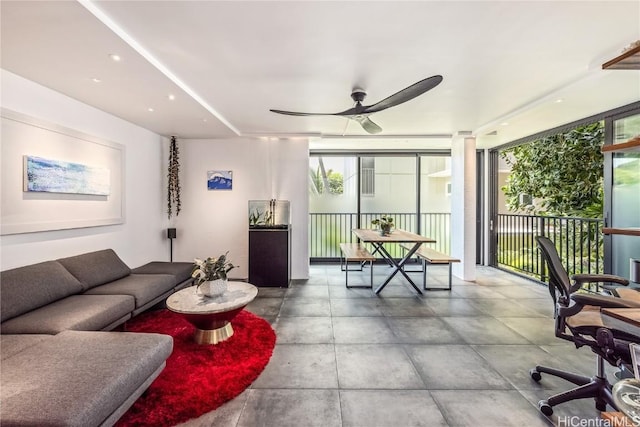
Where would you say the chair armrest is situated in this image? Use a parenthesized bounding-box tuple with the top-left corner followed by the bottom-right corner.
(571, 293, 640, 309)
(572, 274, 630, 286)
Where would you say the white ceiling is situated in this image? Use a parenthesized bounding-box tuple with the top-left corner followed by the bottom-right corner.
(2, 1, 639, 150)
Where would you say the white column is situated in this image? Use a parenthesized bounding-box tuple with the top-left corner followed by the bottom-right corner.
(450, 136, 476, 281)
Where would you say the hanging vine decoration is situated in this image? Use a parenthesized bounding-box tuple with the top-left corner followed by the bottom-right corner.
(167, 135, 181, 219)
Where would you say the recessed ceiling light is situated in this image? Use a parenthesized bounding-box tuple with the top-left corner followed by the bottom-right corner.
(91, 77, 101, 83)
(168, 94, 176, 101)
(555, 98, 564, 103)
(202, 118, 208, 122)
(148, 107, 154, 112)
(109, 54, 121, 62)
(501, 122, 509, 126)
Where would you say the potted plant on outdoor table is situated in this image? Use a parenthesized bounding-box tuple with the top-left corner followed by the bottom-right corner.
(371, 215, 394, 236)
(191, 252, 236, 297)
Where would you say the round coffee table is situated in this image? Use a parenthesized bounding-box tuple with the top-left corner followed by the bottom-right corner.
(166, 281, 258, 344)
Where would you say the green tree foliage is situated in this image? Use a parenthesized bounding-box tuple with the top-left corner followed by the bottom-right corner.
(501, 122, 604, 218)
(309, 166, 344, 195)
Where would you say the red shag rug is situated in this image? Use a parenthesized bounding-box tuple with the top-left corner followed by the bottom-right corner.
(116, 309, 276, 427)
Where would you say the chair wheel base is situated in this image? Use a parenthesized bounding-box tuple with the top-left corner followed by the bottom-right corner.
(530, 368, 542, 382)
(538, 400, 553, 416)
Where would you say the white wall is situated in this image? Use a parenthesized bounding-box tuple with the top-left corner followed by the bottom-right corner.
(1, 70, 168, 270)
(173, 138, 310, 280)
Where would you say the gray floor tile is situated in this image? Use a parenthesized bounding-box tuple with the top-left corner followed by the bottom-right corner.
(256, 287, 288, 298)
(245, 297, 283, 318)
(519, 389, 609, 424)
(468, 298, 545, 318)
(286, 284, 330, 298)
(431, 390, 552, 427)
(451, 286, 508, 299)
(386, 317, 466, 344)
(379, 298, 437, 317)
(280, 297, 331, 317)
(329, 286, 377, 298)
(252, 344, 339, 389)
(333, 317, 398, 344)
(424, 298, 484, 316)
(514, 298, 556, 318)
(406, 344, 513, 390)
(491, 284, 550, 299)
(472, 344, 582, 391)
(297, 275, 330, 286)
(335, 344, 425, 389)
(496, 317, 558, 345)
(330, 298, 384, 316)
(340, 390, 448, 427)
(442, 316, 531, 345)
(275, 316, 334, 344)
(238, 389, 342, 427)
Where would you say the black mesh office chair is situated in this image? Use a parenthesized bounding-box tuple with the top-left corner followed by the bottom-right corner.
(531, 236, 640, 416)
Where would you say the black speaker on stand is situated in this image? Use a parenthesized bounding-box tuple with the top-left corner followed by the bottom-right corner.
(167, 228, 177, 262)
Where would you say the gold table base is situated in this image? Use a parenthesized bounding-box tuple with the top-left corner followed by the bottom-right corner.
(194, 322, 234, 345)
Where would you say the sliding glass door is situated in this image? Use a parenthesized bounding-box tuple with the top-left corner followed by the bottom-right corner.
(309, 152, 451, 261)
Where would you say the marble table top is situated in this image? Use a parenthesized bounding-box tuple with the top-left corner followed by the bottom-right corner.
(166, 281, 258, 315)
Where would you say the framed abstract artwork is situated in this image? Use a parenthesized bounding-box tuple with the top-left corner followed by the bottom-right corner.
(24, 156, 111, 196)
(207, 170, 233, 190)
(1, 108, 124, 235)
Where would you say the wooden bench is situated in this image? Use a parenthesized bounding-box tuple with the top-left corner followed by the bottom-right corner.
(339, 243, 375, 289)
(400, 243, 460, 290)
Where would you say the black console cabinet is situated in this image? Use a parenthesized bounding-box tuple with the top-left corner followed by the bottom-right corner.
(249, 226, 291, 287)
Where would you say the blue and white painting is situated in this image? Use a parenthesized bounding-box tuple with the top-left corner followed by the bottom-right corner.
(207, 170, 233, 190)
(24, 155, 110, 196)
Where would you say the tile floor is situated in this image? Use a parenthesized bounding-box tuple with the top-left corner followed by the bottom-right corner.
(179, 264, 621, 427)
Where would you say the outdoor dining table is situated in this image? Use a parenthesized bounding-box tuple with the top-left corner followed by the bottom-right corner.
(352, 228, 436, 295)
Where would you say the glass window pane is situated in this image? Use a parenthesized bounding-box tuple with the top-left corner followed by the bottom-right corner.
(420, 155, 452, 254)
(309, 156, 357, 258)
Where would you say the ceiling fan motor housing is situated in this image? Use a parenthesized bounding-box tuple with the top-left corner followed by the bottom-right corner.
(350, 90, 367, 103)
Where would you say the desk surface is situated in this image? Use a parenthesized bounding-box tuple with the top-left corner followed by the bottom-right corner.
(352, 228, 436, 243)
(602, 308, 640, 329)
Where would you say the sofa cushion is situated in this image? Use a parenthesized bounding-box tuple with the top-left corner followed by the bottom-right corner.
(0, 334, 51, 361)
(83, 273, 175, 308)
(0, 261, 85, 322)
(0, 330, 173, 427)
(57, 249, 131, 290)
(132, 261, 195, 286)
(0, 294, 135, 334)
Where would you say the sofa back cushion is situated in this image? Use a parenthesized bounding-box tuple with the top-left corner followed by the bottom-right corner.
(57, 249, 131, 290)
(1, 261, 85, 322)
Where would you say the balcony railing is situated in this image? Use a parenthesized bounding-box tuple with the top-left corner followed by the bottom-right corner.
(309, 212, 451, 260)
(309, 212, 604, 288)
(496, 214, 604, 284)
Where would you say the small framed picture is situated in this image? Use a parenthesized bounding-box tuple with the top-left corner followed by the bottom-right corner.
(207, 170, 233, 190)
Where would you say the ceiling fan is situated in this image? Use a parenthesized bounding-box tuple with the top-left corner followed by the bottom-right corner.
(270, 75, 443, 134)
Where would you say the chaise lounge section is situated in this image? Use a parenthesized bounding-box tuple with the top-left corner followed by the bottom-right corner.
(0, 249, 194, 426)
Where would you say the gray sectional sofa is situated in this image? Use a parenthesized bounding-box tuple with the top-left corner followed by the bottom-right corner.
(0, 249, 194, 426)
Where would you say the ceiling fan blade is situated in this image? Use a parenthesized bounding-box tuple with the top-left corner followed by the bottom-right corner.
(270, 109, 336, 116)
(363, 75, 443, 114)
(353, 116, 382, 134)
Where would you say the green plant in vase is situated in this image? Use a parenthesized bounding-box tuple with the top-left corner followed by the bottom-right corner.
(191, 252, 236, 297)
(371, 216, 394, 236)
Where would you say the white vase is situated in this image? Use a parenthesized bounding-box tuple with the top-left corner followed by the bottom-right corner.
(198, 279, 228, 297)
